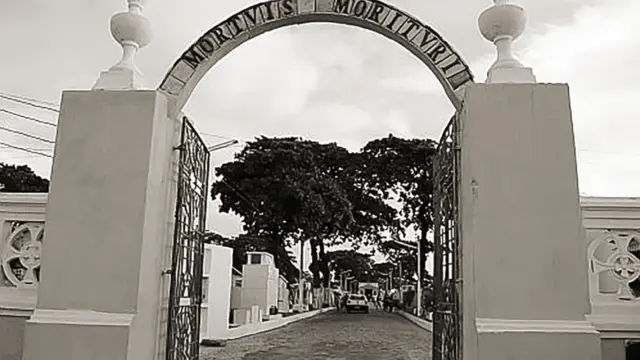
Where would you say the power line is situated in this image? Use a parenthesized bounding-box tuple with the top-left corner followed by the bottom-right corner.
(0, 154, 47, 161)
(0, 108, 57, 127)
(0, 125, 55, 144)
(201, 132, 234, 140)
(0, 141, 53, 158)
(0, 94, 59, 112)
(201, 132, 248, 145)
(0, 92, 59, 107)
(0, 144, 52, 152)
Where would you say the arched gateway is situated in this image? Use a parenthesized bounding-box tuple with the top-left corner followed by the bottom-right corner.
(157, 2, 471, 360)
(158, 0, 474, 116)
(19, 2, 603, 360)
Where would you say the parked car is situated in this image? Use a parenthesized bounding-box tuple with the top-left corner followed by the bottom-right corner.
(345, 293, 369, 313)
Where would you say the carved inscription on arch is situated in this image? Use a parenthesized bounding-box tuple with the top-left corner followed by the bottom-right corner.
(329, 0, 472, 89)
(159, 0, 473, 109)
(180, 0, 297, 69)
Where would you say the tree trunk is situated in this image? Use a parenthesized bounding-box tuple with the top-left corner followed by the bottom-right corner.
(318, 240, 331, 288)
(268, 232, 280, 266)
(417, 203, 430, 285)
(419, 225, 427, 283)
(310, 241, 322, 288)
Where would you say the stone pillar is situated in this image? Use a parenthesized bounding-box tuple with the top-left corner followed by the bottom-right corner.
(21, 90, 177, 360)
(459, 84, 601, 360)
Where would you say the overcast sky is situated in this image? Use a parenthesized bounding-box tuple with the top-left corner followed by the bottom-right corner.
(1, 0, 638, 267)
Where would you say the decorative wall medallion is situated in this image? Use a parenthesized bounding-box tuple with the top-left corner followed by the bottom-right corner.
(1, 222, 44, 287)
(589, 231, 640, 300)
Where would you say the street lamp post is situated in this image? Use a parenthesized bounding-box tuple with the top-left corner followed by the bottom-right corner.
(207, 139, 239, 152)
(417, 239, 422, 317)
(393, 261, 404, 306)
(298, 239, 305, 308)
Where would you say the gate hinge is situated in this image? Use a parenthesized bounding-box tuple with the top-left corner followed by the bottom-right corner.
(161, 268, 173, 276)
(173, 143, 185, 151)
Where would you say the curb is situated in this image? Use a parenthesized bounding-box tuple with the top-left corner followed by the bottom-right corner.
(211, 307, 334, 341)
(397, 310, 433, 332)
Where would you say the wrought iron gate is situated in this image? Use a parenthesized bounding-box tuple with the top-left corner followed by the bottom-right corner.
(166, 117, 210, 360)
(432, 114, 462, 360)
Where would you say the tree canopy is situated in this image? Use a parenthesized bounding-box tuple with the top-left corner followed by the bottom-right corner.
(309, 249, 375, 284)
(0, 163, 49, 192)
(210, 134, 438, 289)
(211, 137, 398, 288)
(359, 135, 437, 286)
(377, 241, 418, 283)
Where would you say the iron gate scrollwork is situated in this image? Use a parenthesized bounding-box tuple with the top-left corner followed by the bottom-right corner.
(166, 116, 210, 360)
(432, 114, 462, 360)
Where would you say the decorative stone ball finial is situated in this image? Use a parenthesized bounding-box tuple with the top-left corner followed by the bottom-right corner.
(93, 0, 153, 90)
(478, 0, 536, 84)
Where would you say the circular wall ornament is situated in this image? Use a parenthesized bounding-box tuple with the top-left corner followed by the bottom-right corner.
(1, 222, 44, 288)
(588, 231, 640, 300)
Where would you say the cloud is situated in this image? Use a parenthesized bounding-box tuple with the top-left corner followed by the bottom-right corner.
(186, 29, 319, 121)
(519, 0, 640, 196)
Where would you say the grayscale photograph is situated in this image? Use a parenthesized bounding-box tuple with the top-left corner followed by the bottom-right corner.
(0, 0, 638, 360)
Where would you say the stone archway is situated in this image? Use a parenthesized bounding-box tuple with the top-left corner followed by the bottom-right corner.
(158, 0, 474, 117)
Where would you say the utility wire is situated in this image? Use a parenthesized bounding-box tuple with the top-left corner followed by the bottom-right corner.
(201, 132, 248, 145)
(0, 144, 52, 152)
(0, 92, 58, 107)
(201, 132, 231, 140)
(0, 141, 53, 158)
(0, 154, 47, 161)
(0, 95, 637, 157)
(0, 125, 55, 144)
(0, 108, 57, 127)
(0, 94, 59, 112)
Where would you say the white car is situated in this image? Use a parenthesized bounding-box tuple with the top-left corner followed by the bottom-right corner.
(345, 293, 369, 313)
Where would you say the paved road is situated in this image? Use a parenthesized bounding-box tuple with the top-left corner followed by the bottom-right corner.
(201, 309, 432, 360)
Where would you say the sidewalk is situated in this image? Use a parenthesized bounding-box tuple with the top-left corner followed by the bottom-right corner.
(213, 307, 335, 341)
(397, 309, 433, 332)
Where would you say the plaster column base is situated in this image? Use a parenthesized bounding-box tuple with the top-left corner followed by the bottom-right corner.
(475, 319, 601, 360)
(22, 309, 134, 360)
(486, 66, 536, 84)
(93, 67, 146, 90)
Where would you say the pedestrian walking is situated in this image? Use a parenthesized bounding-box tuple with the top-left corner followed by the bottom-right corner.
(376, 292, 384, 310)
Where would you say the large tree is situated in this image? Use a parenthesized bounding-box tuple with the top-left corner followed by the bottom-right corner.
(211, 137, 394, 288)
(340, 152, 400, 249)
(0, 163, 49, 192)
(359, 135, 437, 287)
